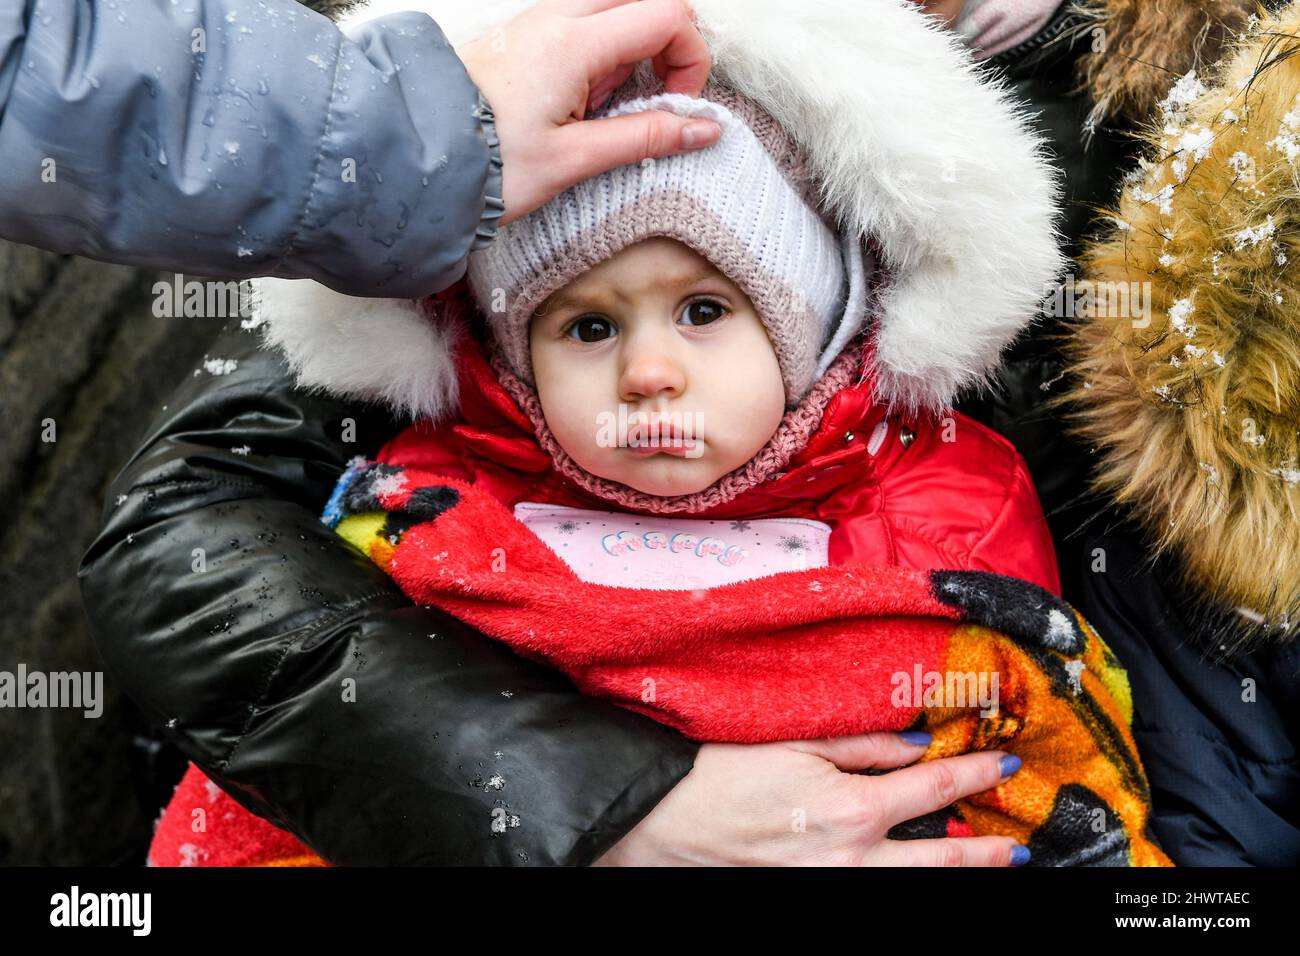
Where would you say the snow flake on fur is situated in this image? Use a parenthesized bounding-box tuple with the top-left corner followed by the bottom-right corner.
(1065, 1, 1300, 639)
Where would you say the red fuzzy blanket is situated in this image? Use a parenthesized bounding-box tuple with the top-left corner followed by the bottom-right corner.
(149, 459, 1171, 867)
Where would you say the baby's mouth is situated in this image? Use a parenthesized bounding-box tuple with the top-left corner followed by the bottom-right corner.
(624, 419, 702, 457)
(631, 421, 702, 447)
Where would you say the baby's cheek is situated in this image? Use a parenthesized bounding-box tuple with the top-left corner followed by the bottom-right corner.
(552, 404, 605, 460)
(713, 387, 783, 464)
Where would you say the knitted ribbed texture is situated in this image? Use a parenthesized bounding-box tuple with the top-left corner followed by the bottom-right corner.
(467, 89, 848, 404)
(489, 335, 867, 515)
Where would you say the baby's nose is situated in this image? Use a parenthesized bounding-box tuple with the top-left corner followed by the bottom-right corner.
(618, 345, 686, 401)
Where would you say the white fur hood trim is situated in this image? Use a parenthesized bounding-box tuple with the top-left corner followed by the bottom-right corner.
(256, 0, 1064, 420)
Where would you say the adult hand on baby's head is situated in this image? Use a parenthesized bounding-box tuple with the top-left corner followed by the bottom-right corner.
(593, 735, 1028, 866)
(456, 0, 722, 226)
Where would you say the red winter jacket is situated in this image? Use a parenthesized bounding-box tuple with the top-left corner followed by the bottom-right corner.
(146, 322, 1062, 868)
(376, 329, 1061, 595)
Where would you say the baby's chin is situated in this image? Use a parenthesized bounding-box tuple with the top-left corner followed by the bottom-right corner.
(583, 449, 728, 498)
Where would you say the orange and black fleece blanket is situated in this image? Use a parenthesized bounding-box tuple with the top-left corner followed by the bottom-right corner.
(149, 459, 1171, 867)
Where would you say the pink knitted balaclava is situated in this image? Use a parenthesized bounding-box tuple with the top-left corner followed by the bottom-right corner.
(464, 74, 876, 514)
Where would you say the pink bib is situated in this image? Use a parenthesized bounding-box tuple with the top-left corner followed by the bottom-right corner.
(513, 502, 831, 590)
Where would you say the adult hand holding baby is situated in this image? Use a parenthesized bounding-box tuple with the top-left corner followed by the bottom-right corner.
(594, 734, 1026, 866)
(456, 0, 722, 226)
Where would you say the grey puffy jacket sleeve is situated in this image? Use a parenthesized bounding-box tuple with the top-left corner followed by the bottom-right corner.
(0, 0, 503, 297)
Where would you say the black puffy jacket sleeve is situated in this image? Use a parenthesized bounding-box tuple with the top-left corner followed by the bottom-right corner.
(77, 321, 698, 866)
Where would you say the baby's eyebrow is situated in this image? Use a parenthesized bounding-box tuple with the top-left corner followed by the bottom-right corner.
(538, 287, 623, 317)
(537, 262, 724, 317)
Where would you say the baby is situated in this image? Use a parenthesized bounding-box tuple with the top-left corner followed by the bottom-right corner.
(528, 236, 783, 496)
(388, 79, 1063, 597)
(149, 6, 1168, 868)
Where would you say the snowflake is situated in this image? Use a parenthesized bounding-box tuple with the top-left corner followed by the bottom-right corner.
(178, 843, 209, 867)
(1271, 463, 1300, 485)
(1233, 216, 1277, 250)
(1129, 182, 1174, 216)
(1064, 659, 1087, 697)
(1175, 126, 1214, 164)
(1045, 609, 1075, 649)
(729, 520, 751, 532)
(1270, 127, 1300, 163)
(778, 535, 808, 554)
(1169, 297, 1196, 335)
(1270, 94, 1300, 161)
(370, 470, 409, 498)
(1160, 71, 1206, 123)
(556, 520, 579, 535)
(202, 357, 238, 376)
(490, 811, 521, 833)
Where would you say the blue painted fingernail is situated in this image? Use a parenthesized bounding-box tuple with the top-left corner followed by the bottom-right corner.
(998, 754, 1022, 778)
(1010, 845, 1031, 866)
(899, 731, 932, 747)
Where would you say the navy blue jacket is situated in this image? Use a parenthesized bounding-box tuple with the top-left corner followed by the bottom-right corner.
(0, 0, 502, 297)
(1082, 525, 1300, 866)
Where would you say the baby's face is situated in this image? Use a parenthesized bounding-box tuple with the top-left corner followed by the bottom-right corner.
(529, 238, 787, 497)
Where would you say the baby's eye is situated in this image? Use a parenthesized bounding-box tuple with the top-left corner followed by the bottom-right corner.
(678, 298, 728, 327)
(565, 315, 617, 342)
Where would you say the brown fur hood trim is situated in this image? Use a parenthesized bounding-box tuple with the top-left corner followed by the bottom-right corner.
(1068, 0, 1258, 128)
(1063, 5, 1300, 640)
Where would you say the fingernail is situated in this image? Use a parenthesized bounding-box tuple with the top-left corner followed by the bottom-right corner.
(682, 120, 721, 148)
(898, 731, 932, 747)
(1010, 845, 1031, 867)
(998, 754, 1022, 778)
